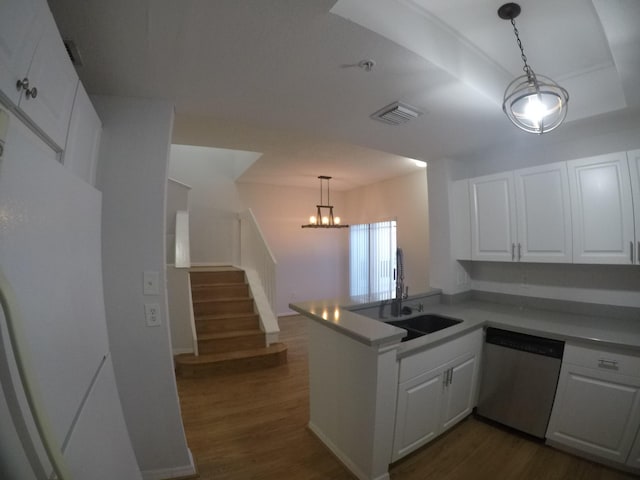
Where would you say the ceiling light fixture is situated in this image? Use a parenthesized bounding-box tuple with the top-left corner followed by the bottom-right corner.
(498, 3, 569, 134)
(301, 176, 348, 229)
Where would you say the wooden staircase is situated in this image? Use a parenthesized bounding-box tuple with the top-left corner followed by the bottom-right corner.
(174, 267, 287, 377)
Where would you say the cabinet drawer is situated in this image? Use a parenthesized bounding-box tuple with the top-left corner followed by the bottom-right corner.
(399, 328, 482, 383)
(563, 343, 640, 378)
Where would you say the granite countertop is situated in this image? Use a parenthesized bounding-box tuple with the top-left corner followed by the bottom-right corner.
(290, 294, 640, 358)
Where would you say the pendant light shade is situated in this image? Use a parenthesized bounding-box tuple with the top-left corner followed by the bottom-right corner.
(301, 176, 348, 229)
(499, 3, 569, 134)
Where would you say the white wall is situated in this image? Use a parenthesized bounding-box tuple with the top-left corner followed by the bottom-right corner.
(166, 179, 194, 354)
(93, 96, 194, 477)
(428, 110, 640, 307)
(237, 182, 348, 314)
(344, 170, 430, 295)
(168, 145, 259, 265)
(166, 178, 191, 264)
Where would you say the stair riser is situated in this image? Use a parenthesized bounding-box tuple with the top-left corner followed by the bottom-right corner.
(198, 335, 265, 354)
(191, 271, 245, 286)
(196, 317, 260, 334)
(175, 350, 287, 377)
(193, 300, 254, 316)
(191, 284, 249, 300)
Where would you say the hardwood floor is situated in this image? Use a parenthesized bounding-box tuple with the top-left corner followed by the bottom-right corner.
(176, 316, 637, 480)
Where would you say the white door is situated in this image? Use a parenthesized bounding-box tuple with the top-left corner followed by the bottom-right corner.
(628, 149, 640, 265)
(392, 367, 444, 461)
(440, 354, 477, 431)
(567, 152, 635, 264)
(18, 10, 78, 150)
(514, 162, 573, 263)
(0, 0, 43, 104)
(546, 364, 640, 463)
(470, 172, 517, 261)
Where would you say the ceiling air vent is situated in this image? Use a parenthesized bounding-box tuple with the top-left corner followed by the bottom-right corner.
(371, 101, 423, 126)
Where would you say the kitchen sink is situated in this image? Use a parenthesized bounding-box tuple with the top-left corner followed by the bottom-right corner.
(386, 314, 462, 342)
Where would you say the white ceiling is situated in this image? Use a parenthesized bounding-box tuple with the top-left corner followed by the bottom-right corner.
(48, 0, 640, 190)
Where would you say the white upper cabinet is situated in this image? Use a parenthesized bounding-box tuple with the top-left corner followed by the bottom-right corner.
(18, 9, 79, 150)
(629, 149, 640, 265)
(470, 172, 517, 261)
(514, 162, 573, 263)
(568, 152, 635, 264)
(452, 179, 472, 260)
(470, 163, 572, 263)
(63, 83, 102, 186)
(0, 0, 43, 105)
(0, 0, 78, 150)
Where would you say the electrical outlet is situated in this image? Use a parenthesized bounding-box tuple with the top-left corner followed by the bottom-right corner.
(143, 271, 160, 295)
(144, 303, 161, 327)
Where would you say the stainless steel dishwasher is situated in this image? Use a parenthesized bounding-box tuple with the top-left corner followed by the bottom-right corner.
(476, 327, 564, 439)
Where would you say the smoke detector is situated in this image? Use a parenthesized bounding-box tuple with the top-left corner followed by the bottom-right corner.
(371, 101, 423, 126)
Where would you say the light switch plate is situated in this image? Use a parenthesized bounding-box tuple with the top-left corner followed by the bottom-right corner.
(143, 271, 160, 295)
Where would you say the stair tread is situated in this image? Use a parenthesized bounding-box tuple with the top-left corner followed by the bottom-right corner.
(191, 282, 247, 288)
(175, 343, 287, 365)
(198, 329, 264, 340)
(195, 312, 259, 321)
(192, 296, 253, 303)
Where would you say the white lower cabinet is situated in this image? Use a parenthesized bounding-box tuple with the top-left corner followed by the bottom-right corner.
(392, 329, 482, 462)
(546, 343, 640, 466)
(628, 428, 640, 469)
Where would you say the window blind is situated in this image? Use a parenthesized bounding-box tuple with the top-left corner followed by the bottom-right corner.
(349, 220, 397, 299)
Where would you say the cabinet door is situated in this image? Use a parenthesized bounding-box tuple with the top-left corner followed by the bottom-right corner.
(0, 0, 43, 104)
(452, 179, 471, 260)
(18, 8, 78, 150)
(63, 83, 102, 185)
(568, 152, 635, 264)
(470, 172, 517, 261)
(628, 427, 640, 469)
(440, 353, 478, 432)
(629, 149, 640, 265)
(392, 368, 444, 461)
(546, 364, 640, 463)
(514, 162, 572, 263)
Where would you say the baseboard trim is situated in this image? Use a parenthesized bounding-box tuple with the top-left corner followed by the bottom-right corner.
(141, 449, 198, 480)
(307, 422, 390, 480)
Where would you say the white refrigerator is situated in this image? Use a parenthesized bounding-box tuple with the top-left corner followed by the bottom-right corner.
(0, 108, 141, 479)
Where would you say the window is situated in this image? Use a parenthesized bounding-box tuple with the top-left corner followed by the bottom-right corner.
(349, 220, 397, 299)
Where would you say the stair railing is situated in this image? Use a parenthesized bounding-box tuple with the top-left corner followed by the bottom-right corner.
(238, 210, 279, 344)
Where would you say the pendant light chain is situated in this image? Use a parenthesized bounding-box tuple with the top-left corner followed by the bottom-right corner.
(510, 18, 534, 80)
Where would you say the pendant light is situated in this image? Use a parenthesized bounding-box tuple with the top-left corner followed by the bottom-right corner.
(301, 176, 348, 229)
(498, 3, 569, 134)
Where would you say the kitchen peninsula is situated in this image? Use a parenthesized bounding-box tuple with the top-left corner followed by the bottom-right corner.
(291, 291, 640, 480)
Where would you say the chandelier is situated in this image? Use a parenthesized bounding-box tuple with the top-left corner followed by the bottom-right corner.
(301, 176, 348, 229)
(498, 3, 569, 134)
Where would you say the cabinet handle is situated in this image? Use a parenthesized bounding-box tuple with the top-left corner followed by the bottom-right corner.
(449, 368, 454, 386)
(632, 241, 635, 264)
(16, 78, 29, 91)
(16, 78, 38, 99)
(598, 358, 619, 370)
(637, 241, 639, 265)
(511, 243, 515, 261)
(517, 243, 522, 261)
